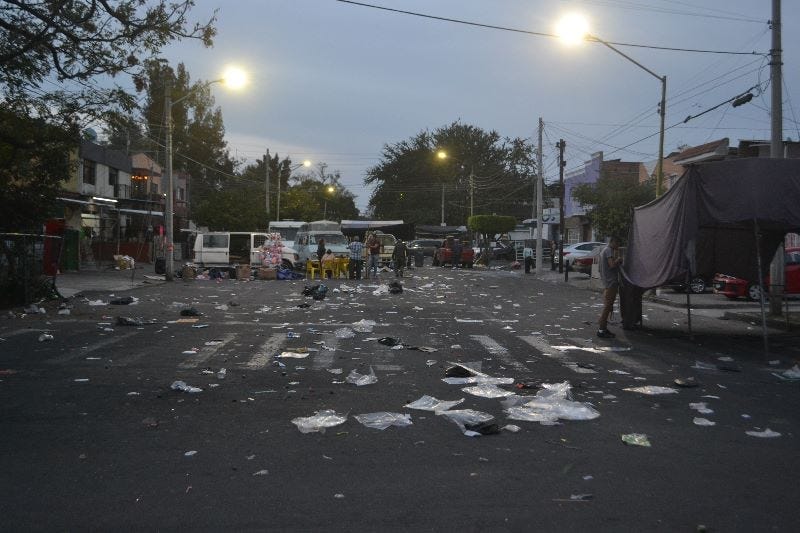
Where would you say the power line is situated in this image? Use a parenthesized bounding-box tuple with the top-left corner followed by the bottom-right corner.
(334, 0, 763, 55)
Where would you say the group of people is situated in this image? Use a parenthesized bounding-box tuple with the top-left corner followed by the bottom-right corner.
(342, 234, 408, 280)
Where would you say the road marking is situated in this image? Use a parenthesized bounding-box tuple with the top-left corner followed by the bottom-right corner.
(243, 334, 286, 369)
(518, 335, 584, 374)
(179, 333, 237, 369)
(520, 335, 661, 375)
(47, 331, 140, 364)
(470, 335, 528, 372)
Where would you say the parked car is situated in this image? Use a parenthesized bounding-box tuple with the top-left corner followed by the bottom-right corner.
(559, 242, 605, 268)
(407, 239, 441, 257)
(664, 275, 711, 294)
(571, 247, 603, 275)
(433, 237, 474, 268)
(712, 247, 800, 300)
(490, 241, 517, 261)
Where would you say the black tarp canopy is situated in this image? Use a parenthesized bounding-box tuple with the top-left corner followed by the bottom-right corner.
(625, 158, 800, 289)
(622, 158, 800, 348)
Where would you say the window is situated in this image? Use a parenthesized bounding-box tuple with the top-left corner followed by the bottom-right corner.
(178, 187, 185, 201)
(150, 182, 159, 195)
(108, 167, 118, 187)
(82, 159, 96, 185)
(202, 234, 229, 248)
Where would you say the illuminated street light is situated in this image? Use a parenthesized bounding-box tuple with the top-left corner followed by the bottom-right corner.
(165, 66, 247, 281)
(556, 13, 667, 196)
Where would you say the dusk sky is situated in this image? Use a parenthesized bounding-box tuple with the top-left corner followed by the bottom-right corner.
(164, 0, 799, 212)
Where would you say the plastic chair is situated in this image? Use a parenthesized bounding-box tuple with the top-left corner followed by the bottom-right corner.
(337, 257, 350, 278)
(321, 260, 336, 279)
(306, 260, 320, 280)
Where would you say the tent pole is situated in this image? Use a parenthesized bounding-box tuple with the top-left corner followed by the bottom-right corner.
(685, 271, 693, 340)
(753, 220, 769, 355)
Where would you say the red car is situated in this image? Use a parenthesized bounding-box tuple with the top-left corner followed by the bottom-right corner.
(712, 247, 800, 300)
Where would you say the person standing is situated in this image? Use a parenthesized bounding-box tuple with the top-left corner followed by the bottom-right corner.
(392, 240, 408, 277)
(316, 238, 326, 262)
(451, 238, 463, 269)
(598, 236, 623, 338)
(523, 245, 533, 273)
(367, 234, 381, 279)
(348, 236, 364, 280)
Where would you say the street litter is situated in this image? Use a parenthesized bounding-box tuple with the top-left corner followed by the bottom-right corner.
(216, 368, 226, 379)
(771, 364, 800, 381)
(180, 308, 202, 316)
(674, 377, 699, 388)
(74, 378, 89, 382)
(24, 304, 45, 314)
(623, 386, 679, 395)
(455, 318, 483, 323)
(278, 350, 310, 359)
(372, 285, 389, 295)
(405, 395, 464, 412)
(351, 319, 376, 333)
(110, 296, 136, 305)
(214, 304, 229, 311)
(191, 324, 209, 329)
(692, 361, 717, 371)
(171, 380, 202, 393)
(291, 409, 347, 433)
(184, 450, 197, 457)
(378, 337, 401, 346)
(252, 469, 269, 476)
(345, 367, 378, 386)
(621, 433, 651, 447)
(442, 363, 513, 385)
(502, 424, 521, 433)
(503, 382, 600, 425)
(182, 349, 198, 355)
(462, 383, 515, 398)
(204, 340, 223, 346)
(116, 316, 144, 326)
(426, 360, 438, 366)
(745, 428, 781, 438)
(334, 328, 355, 339)
(57, 309, 70, 315)
(438, 409, 499, 436)
(354, 412, 412, 430)
(407, 346, 438, 353)
(327, 368, 343, 374)
(87, 299, 107, 306)
(693, 417, 716, 426)
(388, 281, 403, 294)
(38, 333, 54, 342)
(287, 332, 301, 338)
(689, 402, 714, 415)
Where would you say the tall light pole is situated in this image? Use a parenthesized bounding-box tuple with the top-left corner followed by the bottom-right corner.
(323, 184, 336, 219)
(276, 159, 311, 221)
(164, 66, 247, 281)
(557, 14, 667, 196)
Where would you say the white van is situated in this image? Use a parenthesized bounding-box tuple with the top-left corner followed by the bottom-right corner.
(294, 222, 350, 265)
(268, 220, 305, 243)
(191, 232, 300, 269)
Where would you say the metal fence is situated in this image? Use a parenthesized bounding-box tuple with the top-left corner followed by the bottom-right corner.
(0, 233, 61, 305)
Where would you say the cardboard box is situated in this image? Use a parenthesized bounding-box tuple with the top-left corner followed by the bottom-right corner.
(258, 267, 277, 280)
(235, 265, 252, 280)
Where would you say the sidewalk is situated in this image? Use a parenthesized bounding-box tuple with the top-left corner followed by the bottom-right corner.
(54, 262, 165, 298)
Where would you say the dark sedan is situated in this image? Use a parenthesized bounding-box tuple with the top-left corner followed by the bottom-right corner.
(407, 239, 441, 257)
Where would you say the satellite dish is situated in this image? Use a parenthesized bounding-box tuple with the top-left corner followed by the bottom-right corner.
(83, 128, 98, 141)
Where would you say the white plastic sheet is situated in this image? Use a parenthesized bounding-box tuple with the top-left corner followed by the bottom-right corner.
(438, 409, 495, 435)
(171, 380, 202, 393)
(334, 328, 356, 339)
(503, 381, 600, 425)
(405, 395, 464, 412)
(623, 386, 679, 395)
(354, 412, 412, 430)
(352, 319, 377, 333)
(462, 383, 516, 398)
(745, 428, 781, 438)
(346, 367, 378, 386)
(291, 410, 348, 434)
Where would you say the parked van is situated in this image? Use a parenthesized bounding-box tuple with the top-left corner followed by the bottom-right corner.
(191, 232, 300, 270)
(294, 221, 350, 264)
(268, 220, 305, 243)
(368, 231, 396, 266)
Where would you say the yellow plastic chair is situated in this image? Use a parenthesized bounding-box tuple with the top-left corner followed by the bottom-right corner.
(337, 257, 350, 278)
(321, 259, 336, 279)
(306, 260, 320, 280)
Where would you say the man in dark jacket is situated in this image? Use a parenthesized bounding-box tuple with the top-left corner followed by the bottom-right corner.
(392, 240, 408, 277)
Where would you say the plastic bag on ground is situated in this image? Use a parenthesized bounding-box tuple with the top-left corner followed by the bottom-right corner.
(745, 428, 781, 438)
(278, 350, 310, 359)
(621, 433, 651, 447)
(462, 383, 516, 398)
(503, 381, 600, 425)
(372, 285, 389, 295)
(171, 380, 202, 393)
(335, 328, 355, 339)
(352, 319, 377, 333)
(772, 364, 800, 380)
(443, 376, 514, 385)
(291, 410, 347, 434)
(623, 385, 679, 395)
(405, 395, 464, 412)
(346, 367, 378, 386)
(438, 409, 497, 436)
(354, 412, 412, 430)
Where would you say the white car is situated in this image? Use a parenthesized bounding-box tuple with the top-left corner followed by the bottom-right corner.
(559, 242, 605, 268)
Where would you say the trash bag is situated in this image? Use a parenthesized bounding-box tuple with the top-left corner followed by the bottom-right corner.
(312, 284, 328, 300)
(354, 412, 412, 430)
(180, 307, 202, 317)
(438, 409, 497, 436)
(346, 367, 378, 386)
(388, 281, 403, 294)
(445, 364, 475, 378)
(302, 284, 319, 296)
(110, 296, 134, 305)
(116, 316, 144, 326)
(405, 395, 464, 412)
(503, 381, 600, 425)
(291, 410, 347, 434)
(378, 337, 401, 346)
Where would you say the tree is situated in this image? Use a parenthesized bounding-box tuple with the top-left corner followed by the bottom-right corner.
(468, 214, 517, 265)
(282, 167, 359, 222)
(571, 175, 656, 244)
(366, 122, 536, 225)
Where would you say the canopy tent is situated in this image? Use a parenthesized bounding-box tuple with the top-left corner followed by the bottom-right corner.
(623, 158, 800, 349)
(340, 220, 414, 240)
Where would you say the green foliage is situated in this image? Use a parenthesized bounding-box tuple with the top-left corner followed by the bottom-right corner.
(467, 215, 517, 236)
(571, 175, 656, 244)
(366, 122, 536, 225)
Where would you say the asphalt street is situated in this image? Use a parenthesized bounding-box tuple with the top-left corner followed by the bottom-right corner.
(2, 265, 799, 531)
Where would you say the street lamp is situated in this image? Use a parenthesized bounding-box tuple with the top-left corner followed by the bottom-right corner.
(435, 150, 474, 226)
(323, 184, 336, 219)
(276, 159, 311, 221)
(556, 14, 667, 196)
(164, 66, 247, 281)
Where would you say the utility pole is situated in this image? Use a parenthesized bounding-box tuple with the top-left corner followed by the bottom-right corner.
(265, 149, 270, 218)
(276, 167, 282, 222)
(441, 183, 445, 226)
(535, 118, 544, 274)
(469, 166, 474, 219)
(769, 0, 784, 316)
(557, 139, 566, 275)
(164, 83, 174, 282)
